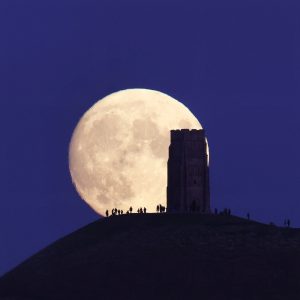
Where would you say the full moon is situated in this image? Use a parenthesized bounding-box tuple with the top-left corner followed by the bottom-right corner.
(69, 89, 203, 215)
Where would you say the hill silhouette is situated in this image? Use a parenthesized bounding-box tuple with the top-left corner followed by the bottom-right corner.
(1, 214, 300, 300)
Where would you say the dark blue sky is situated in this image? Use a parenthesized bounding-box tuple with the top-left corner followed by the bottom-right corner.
(1, 0, 300, 275)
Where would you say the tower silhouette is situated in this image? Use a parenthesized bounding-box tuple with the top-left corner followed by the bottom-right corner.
(167, 129, 210, 213)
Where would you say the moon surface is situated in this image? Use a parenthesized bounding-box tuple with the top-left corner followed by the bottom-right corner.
(69, 89, 203, 215)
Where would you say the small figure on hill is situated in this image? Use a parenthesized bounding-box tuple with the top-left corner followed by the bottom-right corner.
(121, 210, 123, 215)
(106, 210, 109, 217)
(144, 207, 146, 214)
(247, 212, 250, 220)
(156, 205, 160, 213)
(190, 200, 196, 212)
(224, 208, 231, 216)
(111, 209, 115, 216)
(118, 209, 120, 215)
(129, 206, 133, 214)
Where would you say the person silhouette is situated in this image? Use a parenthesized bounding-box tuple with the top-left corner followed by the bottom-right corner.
(156, 205, 159, 213)
(191, 200, 196, 212)
(106, 210, 109, 217)
(144, 207, 146, 214)
(129, 206, 133, 213)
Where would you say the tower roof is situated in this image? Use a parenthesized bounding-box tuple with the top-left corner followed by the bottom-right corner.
(170, 129, 205, 141)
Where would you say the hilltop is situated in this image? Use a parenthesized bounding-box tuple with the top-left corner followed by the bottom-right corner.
(0, 214, 300, 299)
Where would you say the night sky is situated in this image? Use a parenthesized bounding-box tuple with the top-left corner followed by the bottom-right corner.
(1, 0, 300, 275)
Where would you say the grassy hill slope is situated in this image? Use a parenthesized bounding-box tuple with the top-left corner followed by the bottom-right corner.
(1, 214, 300, 299)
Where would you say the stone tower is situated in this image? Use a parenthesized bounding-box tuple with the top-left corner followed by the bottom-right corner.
(167, 129, 210, 213)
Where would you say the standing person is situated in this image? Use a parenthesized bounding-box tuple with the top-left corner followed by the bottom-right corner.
(106, 210, 109, 217)
(156, 205, 160, 213)
(144, 207, 146, 214)
(129, 206, 133, 214)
